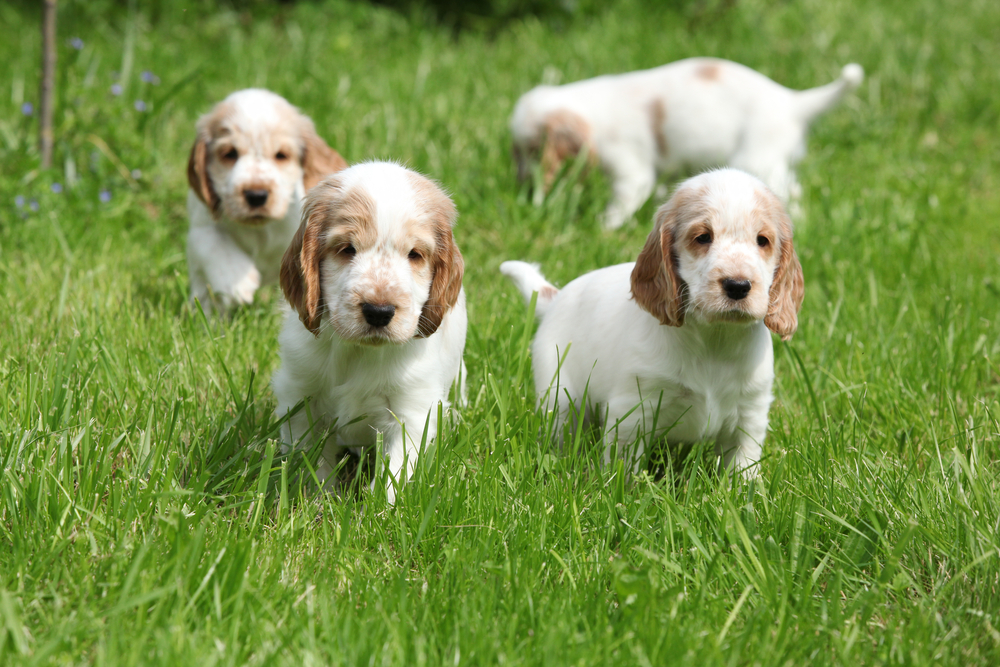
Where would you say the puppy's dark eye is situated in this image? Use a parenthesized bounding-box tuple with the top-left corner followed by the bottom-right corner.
(408, 249, 422, 261)
(223, 148, 238, 160)
(340, 244, 356, 256)
(695, 233, 712, 245)
(757, 235, 769, 248)
(275, 151, 288, 161)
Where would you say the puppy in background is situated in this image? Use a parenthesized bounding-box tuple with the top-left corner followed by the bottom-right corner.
(511, 58, 863, 229)
(187, 88, 347, 313)
(501, 169, 803, 476)
(272, 161, 467, 503)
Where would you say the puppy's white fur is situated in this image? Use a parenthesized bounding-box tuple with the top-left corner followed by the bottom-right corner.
(187, 88, 347, 313)
(272, 161, 467, 503)
(511, 58, 863, 229)
(501, 169, 803, 475)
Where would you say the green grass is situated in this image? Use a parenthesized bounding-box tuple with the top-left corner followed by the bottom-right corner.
(2, 0, 1000, 663)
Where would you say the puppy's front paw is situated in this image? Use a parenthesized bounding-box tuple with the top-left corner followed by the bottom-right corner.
(229, 267, 261, 305)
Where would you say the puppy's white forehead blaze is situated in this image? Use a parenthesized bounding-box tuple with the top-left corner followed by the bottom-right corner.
(337, 164, 424, 236)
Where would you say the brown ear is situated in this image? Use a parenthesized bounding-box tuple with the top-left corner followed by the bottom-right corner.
(280, 190, 330, 336)
(630, 201, 686, 327)
(301, 119, 348, 192)
(416, 205, 464, 338)
(764, 215, 805, 341)
(187, 135, 219, 214)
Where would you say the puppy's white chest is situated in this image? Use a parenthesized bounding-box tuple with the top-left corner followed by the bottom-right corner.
(655, 382, 737, 443)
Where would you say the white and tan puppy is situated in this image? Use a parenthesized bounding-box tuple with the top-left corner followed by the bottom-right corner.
(186, 88, 347, 313)
(511, 58, 863, 229)
(501, 169, 803, 476)
(272, 161, 467, 502)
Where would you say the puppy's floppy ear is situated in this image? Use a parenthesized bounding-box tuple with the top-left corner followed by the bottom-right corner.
(416, 191, 463, 338)
(765, 212, 805, 341)
(281, 183, 333, 336)
(631, 198, 686, 327)
(187, 133, 220, 214)
(300, 116, 348, 192)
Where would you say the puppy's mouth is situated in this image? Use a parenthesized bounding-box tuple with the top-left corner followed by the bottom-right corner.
(354, 329, 397, 346)
(237, 215, 273, 226)
(714, 308, 759, 323)
(344, 323, 413, 346)
(699, 295, 763, 322)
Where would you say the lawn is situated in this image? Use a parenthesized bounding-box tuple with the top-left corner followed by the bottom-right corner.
(2, 0, 1000, 664)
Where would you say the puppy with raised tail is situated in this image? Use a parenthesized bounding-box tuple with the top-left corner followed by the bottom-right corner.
(501, 169, 803, 476)
(511, 58, 863, 229)
(187, 88, 348, 313)
(272, 161, 467, 502)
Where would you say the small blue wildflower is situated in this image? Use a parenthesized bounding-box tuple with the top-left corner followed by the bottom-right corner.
(70, 37, 84, 50)
(15, 195, 25, 208)
(134, 100, 147, 112)
(141, 70, 160, 84)
(111, 84, 123, 96)
(131, 169, 142, 180)
(99, 189, 112, 203)
(29, 199, 39, 212)
(21, 102, 33, 116)
(51, 183, 63, 194)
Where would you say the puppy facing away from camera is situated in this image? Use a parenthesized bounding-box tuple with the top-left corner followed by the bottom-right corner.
(501, 169, 803, 476)
(187, 88, 348, 313)
(511, 58, 863, 229)
(272, 161, 467, 503)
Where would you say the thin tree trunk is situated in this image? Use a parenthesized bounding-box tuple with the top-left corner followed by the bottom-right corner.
(40, 0, 57, 168)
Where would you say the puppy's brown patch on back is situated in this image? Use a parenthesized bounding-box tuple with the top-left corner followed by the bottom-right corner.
(648, 99, 668, 159)
(696, 62, 721, 81)
(541, 109, 594, 188)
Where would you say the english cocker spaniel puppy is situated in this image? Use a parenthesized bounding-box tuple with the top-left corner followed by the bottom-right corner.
(272, 161, 467, 503)
(511, 58, 863, 229)
(186, 88, 347, 313)
(501, 169, 804, 476)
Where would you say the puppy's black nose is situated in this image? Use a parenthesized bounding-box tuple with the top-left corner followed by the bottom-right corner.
(244, 189, 269, 208)
(362, 303, 396, 328)
(722, 279, 752, 301)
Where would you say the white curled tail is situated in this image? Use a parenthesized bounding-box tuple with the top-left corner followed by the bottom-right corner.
(795, 63, 864, 123)
(500, 260, 559, 319)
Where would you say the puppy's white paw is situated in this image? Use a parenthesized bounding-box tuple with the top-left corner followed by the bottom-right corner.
(230, 266, 261, 305)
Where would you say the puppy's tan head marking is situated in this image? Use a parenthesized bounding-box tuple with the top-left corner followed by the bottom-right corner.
(539, 109, 595, 189)
(281, 176, 374, 335)
(630, 186, 701, 327)
(408, 172, 463, 338)
(757, 190, 804, 341)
